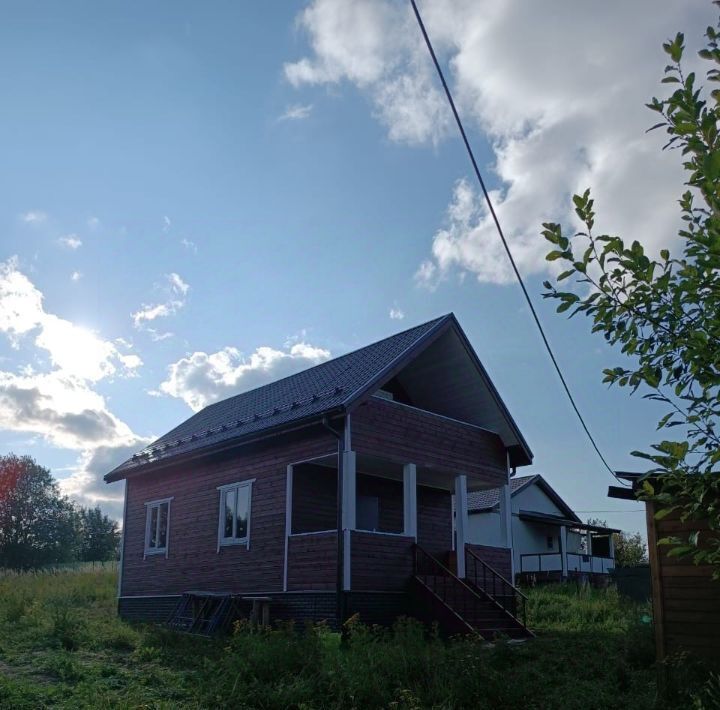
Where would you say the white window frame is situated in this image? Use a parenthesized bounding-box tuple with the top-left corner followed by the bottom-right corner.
(144, 497, 173, 559)
(217, 479, 255, 551)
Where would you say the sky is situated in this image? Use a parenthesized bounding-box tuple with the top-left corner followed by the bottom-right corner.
(0, 1, 714, 538)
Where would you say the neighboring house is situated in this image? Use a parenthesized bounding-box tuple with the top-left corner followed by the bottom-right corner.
(467, 474, 619, 584)
(105, 314, 534, 637)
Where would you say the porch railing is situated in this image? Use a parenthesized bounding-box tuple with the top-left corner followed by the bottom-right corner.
(520, 552, 615, 574)
(465, 547, 528, 629)
(412, 544, 482, 628)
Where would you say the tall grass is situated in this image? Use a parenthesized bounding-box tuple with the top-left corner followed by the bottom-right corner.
(0, 571, 713, 709)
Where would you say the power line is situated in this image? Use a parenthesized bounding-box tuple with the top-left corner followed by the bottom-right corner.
(409, 0, 628, 487)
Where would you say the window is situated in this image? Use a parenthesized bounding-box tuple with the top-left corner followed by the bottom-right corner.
(217, 479, 254, 549)
(546, 535, 554, 550)
(144, 498, 172, 557)
(357, 495, 380, 532)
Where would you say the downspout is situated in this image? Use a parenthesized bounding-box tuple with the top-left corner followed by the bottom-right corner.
(322, 415, 346, 631)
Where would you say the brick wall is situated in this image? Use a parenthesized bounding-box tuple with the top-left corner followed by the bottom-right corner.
(466, 543, 512, 583)
(286, 532, 337, 591)
(352, 398, 507, 485)
(120, 429, 335, 597)
(350, 531, 414, 591)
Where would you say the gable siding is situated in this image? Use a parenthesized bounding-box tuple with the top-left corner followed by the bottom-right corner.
(352, 398, 507, 485)
(120, 430, 334, 597)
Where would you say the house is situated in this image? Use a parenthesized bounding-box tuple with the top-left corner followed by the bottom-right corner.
(467, 474, 619, 584)
(105, 314, 534, 638)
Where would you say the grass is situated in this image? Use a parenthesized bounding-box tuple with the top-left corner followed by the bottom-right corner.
(0, 569, 716, 709)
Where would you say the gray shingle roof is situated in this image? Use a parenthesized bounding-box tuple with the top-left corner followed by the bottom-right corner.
(467, 475, 537, 512)
(106, 315, 449, 481)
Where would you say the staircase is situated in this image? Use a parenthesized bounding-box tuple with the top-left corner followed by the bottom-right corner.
(166, 592, 238, 636)
(412, 545, 532, 640)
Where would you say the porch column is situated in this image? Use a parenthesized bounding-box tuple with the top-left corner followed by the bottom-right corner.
(341, 449, 356, 591)
(283, 464, 293, 592)
(560, 525, 568, 578)
(342, 450, 356, 530)
(586, 530, 593, 556)
(454, 474, 469, 578)
(499, 480, 513, 579)
(403, 463, 417, 540)
(608, 532, 615, 561)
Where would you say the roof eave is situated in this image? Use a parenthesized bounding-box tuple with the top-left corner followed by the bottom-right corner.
(104, 406, 346, 483)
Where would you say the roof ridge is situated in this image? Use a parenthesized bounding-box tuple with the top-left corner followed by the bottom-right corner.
(198, 313, 452, 414)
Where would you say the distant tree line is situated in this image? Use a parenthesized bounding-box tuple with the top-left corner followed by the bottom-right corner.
(0, 453, 119, 570)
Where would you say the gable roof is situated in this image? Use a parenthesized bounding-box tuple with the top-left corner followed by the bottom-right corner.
(105, 313, 532, 482)
(468, 473, 581, 524)
(467, 475, 537, 512)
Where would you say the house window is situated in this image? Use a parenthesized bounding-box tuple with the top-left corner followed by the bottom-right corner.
(144, 498, 172, 557)
(357, 494, 380, 531)
(546, 535, 554, 550)
(217, 479, 254, 549)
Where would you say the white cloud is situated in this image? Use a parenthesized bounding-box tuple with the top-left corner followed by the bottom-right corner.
(0, 370, 136, 449)
(132, 272, 189, 329)
(0, 264, 141, 445)
(287, 1, 712, 283)
(21, 211, 47, 224)
(59, 438, 151, 520)
(0, 258, 145, 515)
(181, 238, 197, 253)
(160, 342, 331, 412)
(71, 271, 82, 282)
(278, 103, 314, 121)
(58, 234, 82, 250)
(163, 215, 172, 233)
(389, 307, 405, 320)
(87, 216, 100, 230)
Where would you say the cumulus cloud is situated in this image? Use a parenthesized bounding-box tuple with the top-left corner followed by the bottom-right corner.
(59, 438, 151, 520)
(160, 342, 331, 411)
(0, 258, 145, 517)
(132, 272, 189, 330)
(71, 271, 82, 282)
(287, 1, 712, 283)
(58, 234, 82, 250)
(20, 211, 47, 224)
(0, 258, 140, 381)
(278, 103, 314, 121)
(389, 307, 405, 320)
(0, 371, 136, 449)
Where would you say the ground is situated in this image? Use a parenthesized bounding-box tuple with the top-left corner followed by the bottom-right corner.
(0, 568, 712, 709)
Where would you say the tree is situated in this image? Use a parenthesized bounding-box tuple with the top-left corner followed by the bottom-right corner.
(0, 454, 80, 569)
(541, 12, 720, 576)
(78, 506, 119, 562)
(588, 519, 648, 567)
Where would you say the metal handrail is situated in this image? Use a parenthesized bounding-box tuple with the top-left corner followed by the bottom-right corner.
(412, 544, 488, 630)
(465, 547, 528, 630)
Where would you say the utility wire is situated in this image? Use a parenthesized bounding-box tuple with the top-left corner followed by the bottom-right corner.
(409, 0, 628, 487)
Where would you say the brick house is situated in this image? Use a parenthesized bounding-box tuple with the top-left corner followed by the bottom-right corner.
(105, 314, 534, 637)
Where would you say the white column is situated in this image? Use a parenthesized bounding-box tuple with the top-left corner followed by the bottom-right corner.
(586, 530, 593, 556)
(342, 450, 356, 530)
(608, 532, 615, 561)
(454, 474, 469, 578)
(560, 525, 568, 578)
(283, 465, 293, 592)
(403, 463, 417, 540)
(343, 528, 351, 590)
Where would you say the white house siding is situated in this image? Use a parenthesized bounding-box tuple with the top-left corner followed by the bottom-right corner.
(468, 478, 584, 574)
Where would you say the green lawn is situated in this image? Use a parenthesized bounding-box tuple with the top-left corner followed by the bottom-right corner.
(0, 568, 713, 709)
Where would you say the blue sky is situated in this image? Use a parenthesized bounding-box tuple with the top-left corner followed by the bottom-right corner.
(0, 1, 713, 536)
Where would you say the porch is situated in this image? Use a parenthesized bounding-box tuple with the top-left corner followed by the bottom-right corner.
(517, 513, 619, 581)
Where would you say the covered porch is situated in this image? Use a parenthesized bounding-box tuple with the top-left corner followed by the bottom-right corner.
(282, 445, 500, 594)
(518, 512, 619, 580)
